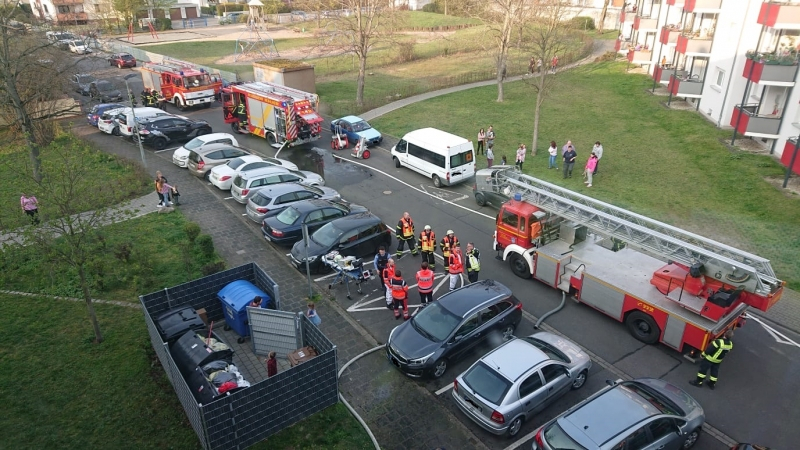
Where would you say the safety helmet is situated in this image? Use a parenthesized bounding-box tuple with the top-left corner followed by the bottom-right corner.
(424, 225, 431, 231)
(447, 230, 454, 235)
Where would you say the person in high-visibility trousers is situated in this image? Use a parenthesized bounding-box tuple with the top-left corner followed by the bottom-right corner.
(416, 261, 435, 307)
(440, 230, 459, 272)
(690, 329, 734, 390)
(395, 212, 418, 258)
(448, 243, 464, 291)
(419, 225, 437, 271)
(465, 242, 481, 283)
(381, 258, 395, 309)
(390, 269, 410, 320)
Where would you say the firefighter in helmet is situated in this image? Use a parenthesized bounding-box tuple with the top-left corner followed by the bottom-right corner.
(390, 269, 410, 320)
(236, 94, 248, 131)
(395, 211, 418, 258)
(419, 225, 437, 271)
(690, 329, 734, 390)
(440, 229, 459, 272)
(149, 89, 161, 110)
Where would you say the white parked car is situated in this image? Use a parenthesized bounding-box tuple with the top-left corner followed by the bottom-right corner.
(97, 108, 125, 135)
(173, 133, 240, 168)
(209, 154, 299, 190)
(68, 40, 91, 54)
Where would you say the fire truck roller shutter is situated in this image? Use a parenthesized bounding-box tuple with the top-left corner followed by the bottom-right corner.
(300, 112, 323, 124)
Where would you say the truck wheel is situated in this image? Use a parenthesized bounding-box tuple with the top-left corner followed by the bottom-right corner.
(509, 254, 531, 279)
(432, 175, 442, 188)
(266, 133, 277, 147)
(394, 157, 401, 168)
(176, 99, 187, 111)
(625, 311, 661, 344)
(475, 192, 487, 206)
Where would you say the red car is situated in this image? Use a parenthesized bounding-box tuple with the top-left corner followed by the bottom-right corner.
(108, 53, 136, 68)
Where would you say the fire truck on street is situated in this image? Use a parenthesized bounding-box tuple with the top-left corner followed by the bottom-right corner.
(140, 58, 222, 110)
(489, 167, 784, 358)
(221, 81, 323, 148)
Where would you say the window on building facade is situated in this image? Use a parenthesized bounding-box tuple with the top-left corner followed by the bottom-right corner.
(57, 5, 70, 13)
(714, 68, 725, 88)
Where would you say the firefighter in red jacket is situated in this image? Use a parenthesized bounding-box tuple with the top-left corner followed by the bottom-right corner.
(382, 258, 395, 309)
(419, 225, 437, 271)
(396, 211, 418, 258)
(416, 261, 435, 307)
(448, 243, 464, 291)
(390, 269, 410, 320)
(441, 229, 459, 272)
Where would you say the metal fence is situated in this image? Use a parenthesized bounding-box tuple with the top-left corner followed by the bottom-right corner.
(140, 263, 339, 450)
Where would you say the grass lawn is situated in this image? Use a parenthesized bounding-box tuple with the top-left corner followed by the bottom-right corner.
(371, 61, 800, 288)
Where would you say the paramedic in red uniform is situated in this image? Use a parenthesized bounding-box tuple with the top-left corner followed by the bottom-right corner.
(416, 262, 435, 307)
(390, 269, 410, 320)
(448, 243, 464, 291)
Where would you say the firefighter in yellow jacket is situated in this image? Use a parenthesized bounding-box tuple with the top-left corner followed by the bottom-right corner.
(440, 230, 459, 272)
(419, 225, 436, 271)
(395, 212, 418, 258)
(690, 330, 734, 390)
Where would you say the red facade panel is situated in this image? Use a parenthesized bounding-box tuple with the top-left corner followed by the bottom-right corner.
(730, 106, 751, 134)
(742, 58, 765, 83)
(781, 140, 800, 175)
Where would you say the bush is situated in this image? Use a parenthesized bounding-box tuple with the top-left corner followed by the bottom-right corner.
(422, 3, 441, 13)
(154, 18, 171, 31)
(201, 261, 226, 276)
(394, 42, 416, 63)
(201, 6, 216, 15)
(570, 16, 595, 30)
(196, 234, 215, 258)
(184, 222, 201, 244)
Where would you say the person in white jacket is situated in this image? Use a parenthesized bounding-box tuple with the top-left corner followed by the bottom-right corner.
(592, 141, 604, 174)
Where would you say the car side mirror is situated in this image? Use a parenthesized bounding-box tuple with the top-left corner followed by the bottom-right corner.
(452, 335, 463, 343)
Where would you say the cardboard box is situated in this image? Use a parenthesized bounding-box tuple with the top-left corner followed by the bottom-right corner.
(197, 308, 208, 325)
(287, 346, 318, 367)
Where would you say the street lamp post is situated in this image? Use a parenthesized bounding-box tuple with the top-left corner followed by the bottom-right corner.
(124, 74, 147, 169)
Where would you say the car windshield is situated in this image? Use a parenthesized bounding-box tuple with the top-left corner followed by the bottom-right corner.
(463, 362, 511, 405)
(288, 169, 307, 179)
(411, 302, 461, 342)
(184, 137, 205, 151)
(450, 150, 474, 168)
(120, 54, 134, 60)
(621, 382, 683, 416)
(310, 221, 344, 247)
(227, 157, 246, 169)
(522, 336, 570, 363)
(97, 81, 114, 92)
(351, 120, 371, 132)
(78, 75, 94, 84)
(70, 40, 83, 46)
(306, 186, 323, 196)
(276, 206, 301, 225)
(263, 157, 283, 165)
(544, 421, 586, 450)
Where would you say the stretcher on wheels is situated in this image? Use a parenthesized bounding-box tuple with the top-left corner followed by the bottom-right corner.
(323, 251, 373, 300)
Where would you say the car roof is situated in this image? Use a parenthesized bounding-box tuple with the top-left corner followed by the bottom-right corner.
(239, 164, 291, 176)
(480, 338, 548, 382)
(196, 132, 236, 143)
(438, 280, 513, 318)
(328, 212, 381, 229)
(339, 115, 364, 123)
(254, 182, 310, 197)
(193, 143, 248, 155)
(561, 383, 664, 446)
(289, 199, 344, 213)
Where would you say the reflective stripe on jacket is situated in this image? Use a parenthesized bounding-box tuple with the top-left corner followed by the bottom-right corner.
(397, 218, 414, 239)
(702, 338, 733, 363)
(416, 269, 434, 293)
(390, 276, 408, 299)
(441, 235, 458, 256)
(419, 231, 436, 252)
(466, 249, 480, 272)
(382, 266, 395, 284)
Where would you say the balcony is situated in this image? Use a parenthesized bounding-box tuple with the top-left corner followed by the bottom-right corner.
(654, 67, 688, 84)
(683, 0, 723, 13)
(56, 12, 88, 23)
(676, 35, 713, 56)
(52, 0, 83, 4)
(758, 2, 800, 30)
(620, 10, 634, 22)
(668, 74, 704, 97)
(628, 49, 653, 64)
(731, 104, 782, 138)
(743, 58, 798, 86)
(781, 138, 800, 175)
(615, 39, 623, 52)
(660, 26, 681, 45)
(634, 16, 660, 32)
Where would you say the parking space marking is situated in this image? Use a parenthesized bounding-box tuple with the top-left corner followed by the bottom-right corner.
(748, 314, 800, 348)
(435, 383, 454, 396)
(419, 184, 470, 202)
(154, 147, 178, 154)
(347, 273, 448, 312)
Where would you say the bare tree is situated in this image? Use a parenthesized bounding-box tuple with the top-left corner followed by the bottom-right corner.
(523, 0, 571, 155)
(11, 137, 143, 344)
(598, 0, 611, 33)
(0, 3, 82, 182)
(480, 0, 534, 102)
(328, 0, 397, 106)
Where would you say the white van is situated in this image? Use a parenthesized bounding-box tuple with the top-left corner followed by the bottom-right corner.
(391, 128, 475, 187)
(115, 107, 176, 137)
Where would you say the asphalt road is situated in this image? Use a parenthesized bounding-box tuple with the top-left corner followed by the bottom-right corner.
(71, 53, 800, 450)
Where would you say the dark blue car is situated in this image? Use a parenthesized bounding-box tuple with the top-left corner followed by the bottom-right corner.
(261, 199, 368, 246)
(86, 103, 125, 127)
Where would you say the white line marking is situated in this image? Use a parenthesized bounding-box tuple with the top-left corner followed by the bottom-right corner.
(314, 273, 339, 282)
(224, 196, 234, 200)
(154, 147, 178, 153)
(242, 213, 247, 216)
(748, 314, 800, 348)
(435, 383, 454, 396)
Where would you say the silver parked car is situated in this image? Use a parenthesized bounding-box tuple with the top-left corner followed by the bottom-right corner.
(531, 378, 705, 450)
(231, 166, 324, 204)
(245, 182, 341, 223)
(453, 332, 592, 437)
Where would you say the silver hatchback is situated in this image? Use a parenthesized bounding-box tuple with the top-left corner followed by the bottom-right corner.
(453, 332, 592, 437)
(231, 166, 324, 204)
(245, 183, 341, 223)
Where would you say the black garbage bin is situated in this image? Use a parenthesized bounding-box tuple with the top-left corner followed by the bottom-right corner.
(155, 307, 206, 345)
(170, 330, 233, 377)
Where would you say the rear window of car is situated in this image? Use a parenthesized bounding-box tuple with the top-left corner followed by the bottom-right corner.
(228, 157, 246, 169)
(188, 151, 201, 163)
(251, 192, 272, 206)
(233, 174, 245, 188)
(543, 421, 586, 450)
(450, 150, 474, 168)
(463, 362, 511, 405)
(521, 337, 570, 364)
(121, 54, 134, 60)
(276, 207, 300, 225)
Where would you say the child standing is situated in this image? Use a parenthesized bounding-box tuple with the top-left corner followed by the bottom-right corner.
(307, 302, 321, 326)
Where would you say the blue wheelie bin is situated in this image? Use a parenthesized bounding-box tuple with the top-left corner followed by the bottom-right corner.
(218, 280, 272, 343)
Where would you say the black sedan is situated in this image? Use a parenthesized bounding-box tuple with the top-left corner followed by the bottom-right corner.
(72, 73, 96, 96)
(89, 80, 123, 103)
(386, 280, 522, 379)
(136, 116, 213, 150)
(262, 199, 367, 246)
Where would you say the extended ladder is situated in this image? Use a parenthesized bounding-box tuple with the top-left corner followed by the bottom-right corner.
(497, 169, 783, 296)
(247, 82, 319, 107)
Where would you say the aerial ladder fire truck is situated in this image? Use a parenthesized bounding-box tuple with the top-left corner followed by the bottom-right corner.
(489, 167, 784, 357)
(221, 81, 323, 148)
(140, 57, 222, 110)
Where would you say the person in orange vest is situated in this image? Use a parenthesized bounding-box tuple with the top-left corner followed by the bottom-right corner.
(448, 243, 464, 291)
(390, 269, 410, 320)
(395, 211, 418, 258)
(416, 261, 435, 307)
(441, 229, 459, 272)
(419, 225, 437, 271)
(382, 258, 395, 309)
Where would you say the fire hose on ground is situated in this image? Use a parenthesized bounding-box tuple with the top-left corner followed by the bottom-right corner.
(535, 292, 567, 329)
(338, 344, 385, 450)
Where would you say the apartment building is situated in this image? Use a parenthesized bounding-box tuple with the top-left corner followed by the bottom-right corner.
(618, 0, 800, 172)
(31, 0, 202, 26)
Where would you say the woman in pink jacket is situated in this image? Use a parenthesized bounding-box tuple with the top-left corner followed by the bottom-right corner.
(584, 153, 598, 187)
(160, 177, 175, 207)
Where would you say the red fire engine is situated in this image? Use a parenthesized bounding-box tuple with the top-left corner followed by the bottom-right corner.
(140, 57, 222, 110)
(489, 167, 784, 357)
(221, 81, 323, 147)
